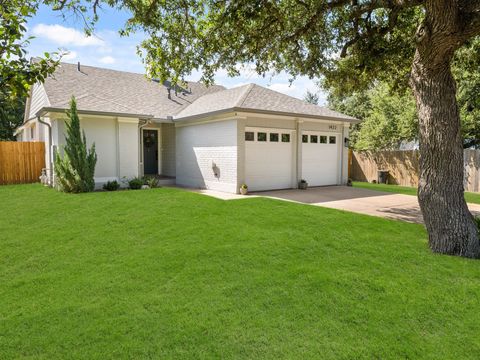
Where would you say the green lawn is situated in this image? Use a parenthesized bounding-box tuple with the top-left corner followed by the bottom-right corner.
(353, 181, 480, 205)
(1, 184, 479, 359)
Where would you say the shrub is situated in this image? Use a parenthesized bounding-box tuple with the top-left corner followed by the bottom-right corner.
(103, 180, 120, 191)
(240, 183, 248, 190)
(128, 177, 144, 190)
(145, 176, 159, 188)
(54, 97, 97, 193)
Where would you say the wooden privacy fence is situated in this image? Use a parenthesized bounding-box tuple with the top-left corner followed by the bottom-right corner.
(0, 142, 45, 185)
(350, 149, 480, 193)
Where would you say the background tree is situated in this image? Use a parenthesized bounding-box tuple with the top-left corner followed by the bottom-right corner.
(0, 98, 25, 141)
(33, 0, 480, 257)
(0, 0, 60, 139)
(1, 1, 60, 99)
(54, 97, 97, 193)
(327, 38, 480, 151)
(303, 90, 319, 105)
(328, 82, 417, 150)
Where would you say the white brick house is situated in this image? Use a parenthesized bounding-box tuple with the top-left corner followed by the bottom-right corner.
(16, 61, 359, 194)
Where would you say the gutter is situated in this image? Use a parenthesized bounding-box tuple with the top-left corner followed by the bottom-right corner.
(173, 107, 360, 124)
(36, 107, 158, 120)
(37, 116, 53, 184)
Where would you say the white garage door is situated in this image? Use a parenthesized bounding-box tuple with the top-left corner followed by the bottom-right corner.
(245, 128, 294, 191)
(301, 131, 340, 186)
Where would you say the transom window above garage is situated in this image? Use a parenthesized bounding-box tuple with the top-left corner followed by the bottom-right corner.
(270, 133, 279, 142)
(302, 132, 338, 145)
(245, 130, 291, 143)
(245, 131, 254, 141)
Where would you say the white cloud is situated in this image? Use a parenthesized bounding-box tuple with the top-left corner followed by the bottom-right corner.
(99, 56, 116, 64)
(32, 24, 104, 47)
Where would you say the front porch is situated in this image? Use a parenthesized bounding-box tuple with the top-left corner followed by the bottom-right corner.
(139, 123, 176, 183)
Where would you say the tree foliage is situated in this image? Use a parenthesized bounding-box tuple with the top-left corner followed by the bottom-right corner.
(54, 97, 97, 193)
(303, 90, 319, 105)
(327, 38, 480, 151)
(0, 0, 60, 100)
(0, 97, 25, 141)
(328, 83, 417, 150)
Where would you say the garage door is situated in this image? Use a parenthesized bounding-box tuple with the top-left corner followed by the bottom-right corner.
(301, 131, 340, 186)
(245, 128, 294, 191)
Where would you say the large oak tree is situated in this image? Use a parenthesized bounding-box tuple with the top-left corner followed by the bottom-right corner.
(18, 0, 480, 257)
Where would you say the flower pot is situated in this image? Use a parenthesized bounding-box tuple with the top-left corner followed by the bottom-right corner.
(240, 187, 248, 195)
(299, 182, 308, 190)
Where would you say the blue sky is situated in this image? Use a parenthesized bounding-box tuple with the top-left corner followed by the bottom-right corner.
(26, 5, 327, 104)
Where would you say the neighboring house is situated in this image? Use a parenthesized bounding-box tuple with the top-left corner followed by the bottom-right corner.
(16, 61, 359, 193)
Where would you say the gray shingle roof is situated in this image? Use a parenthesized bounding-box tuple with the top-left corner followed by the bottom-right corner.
(41, 61, 225, 118)
(38, 61, 357, 122)
(175, 83, 358, 122)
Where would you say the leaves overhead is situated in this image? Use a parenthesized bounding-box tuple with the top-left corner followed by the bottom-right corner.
(50, 0, 426, 87)
(328, 38, 480, 151)
(0, 0, 60, 101)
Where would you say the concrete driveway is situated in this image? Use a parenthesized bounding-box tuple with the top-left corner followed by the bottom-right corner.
(255, 186, 480, 224)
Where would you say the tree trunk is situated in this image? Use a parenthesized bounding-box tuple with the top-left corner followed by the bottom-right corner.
(410, 47, 480, 258)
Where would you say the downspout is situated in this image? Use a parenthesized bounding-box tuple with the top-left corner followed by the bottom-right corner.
(37, 116, 53, 185)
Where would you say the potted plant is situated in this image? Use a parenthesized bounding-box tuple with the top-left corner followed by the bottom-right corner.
(299, 179, 308, 190)
(239, 183, 248, 195)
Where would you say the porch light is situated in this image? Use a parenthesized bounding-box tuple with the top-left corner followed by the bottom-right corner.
(344, 137, 350, 148)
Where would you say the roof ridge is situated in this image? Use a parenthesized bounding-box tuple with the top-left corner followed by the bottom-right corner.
(236, 83, 256, 107)
(54, 60, 224, 87)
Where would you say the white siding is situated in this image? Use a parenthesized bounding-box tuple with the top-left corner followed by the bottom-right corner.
(244, 116, 296, 130)
(176, 120, 238, 193)
(28, 83, 50, 119)
(118, 118, 139, 180)
(55, 116, 119, 187)
(161, 123, 176, 176)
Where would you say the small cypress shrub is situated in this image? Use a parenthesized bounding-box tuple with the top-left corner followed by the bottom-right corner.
(54, 97, 97, 192)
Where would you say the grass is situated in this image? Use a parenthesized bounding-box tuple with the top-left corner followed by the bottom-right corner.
(1, 184, 479, 359)
(353, 181, 480, 205)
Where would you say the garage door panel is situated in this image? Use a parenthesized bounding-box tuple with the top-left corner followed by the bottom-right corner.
(245, 128, 294, 191)
(302, 132, 340, 187)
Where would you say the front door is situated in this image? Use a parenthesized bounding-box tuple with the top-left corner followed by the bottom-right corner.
(143, 129, 158, 175)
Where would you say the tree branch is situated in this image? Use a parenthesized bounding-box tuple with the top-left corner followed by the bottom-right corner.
(461, 11, 480, 41)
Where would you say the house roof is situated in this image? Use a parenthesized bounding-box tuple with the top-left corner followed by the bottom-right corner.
(35, 60, 357, 122)
(39, 61, 225, 119)
(174, 83, 358, 122)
